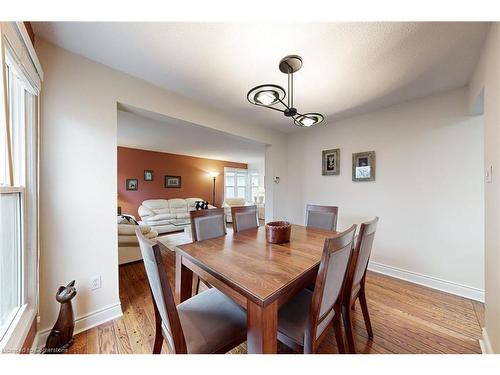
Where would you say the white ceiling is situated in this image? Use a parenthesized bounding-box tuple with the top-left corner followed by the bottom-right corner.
(117, 104, 266, 165)
(33, 22, 490, 133)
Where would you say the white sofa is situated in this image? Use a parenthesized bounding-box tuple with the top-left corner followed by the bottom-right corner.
(222, 198, 252, 223)
(138, 198, 215, 234)
(118, 216, 158, 265)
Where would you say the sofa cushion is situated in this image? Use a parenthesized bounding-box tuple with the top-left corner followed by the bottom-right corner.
(119, 229, 158, 245)
(168, 198, 188, 214)
(145, 213, 177, 222)
(118, 224, 151, 235)
(142, 199, 170, 210)
(153, 208, 173, 215)
(176, 212, 190, 220)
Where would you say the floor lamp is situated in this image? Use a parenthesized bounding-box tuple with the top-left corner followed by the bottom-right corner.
(208, 172, 219, 206)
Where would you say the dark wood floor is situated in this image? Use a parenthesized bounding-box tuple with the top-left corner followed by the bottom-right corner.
(67, 250, 484, 354)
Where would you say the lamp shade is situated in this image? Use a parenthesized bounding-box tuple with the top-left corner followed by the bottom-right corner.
(294, 113, 324, 127)
(247, 84, 286, 106)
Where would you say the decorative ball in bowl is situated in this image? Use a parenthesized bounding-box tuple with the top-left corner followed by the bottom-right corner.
(265, 221, 291, 244)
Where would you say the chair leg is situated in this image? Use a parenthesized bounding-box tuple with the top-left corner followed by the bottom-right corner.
(193, 275, 200, 295)
(152, 302, 163, 354)
(359, 289, 374, 339)
(341, 303, 356, 354)
(332, 316, 346, 354)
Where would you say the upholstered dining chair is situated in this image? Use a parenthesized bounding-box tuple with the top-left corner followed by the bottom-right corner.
(305, 204, 339, 231)
(190, 208, 226, 293)
(135, 228, 247, 354)
(341, 217, 379, 353)
(190, 208, 226, 241)
(277, 225, 357, 354)
(231, 205, 258, 233)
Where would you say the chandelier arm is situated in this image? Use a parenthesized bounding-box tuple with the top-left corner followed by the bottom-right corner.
(278, 98, 291, 110)
(295, 111, 315, 119)
(254, 103, 286, 113)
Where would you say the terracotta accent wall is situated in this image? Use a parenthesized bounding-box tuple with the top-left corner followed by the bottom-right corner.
(117, 147, 247, 218)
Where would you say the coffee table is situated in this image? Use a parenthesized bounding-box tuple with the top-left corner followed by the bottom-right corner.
(157, 223, 192, 252)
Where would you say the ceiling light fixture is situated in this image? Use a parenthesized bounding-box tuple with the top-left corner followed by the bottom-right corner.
(247, 55, 324, 128)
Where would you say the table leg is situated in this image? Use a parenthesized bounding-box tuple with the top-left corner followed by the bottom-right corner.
(175, 253, 193, 304)
(246, 299, 278, 354)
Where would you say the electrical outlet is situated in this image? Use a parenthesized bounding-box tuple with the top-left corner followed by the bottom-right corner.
(91, 276, 102, 290)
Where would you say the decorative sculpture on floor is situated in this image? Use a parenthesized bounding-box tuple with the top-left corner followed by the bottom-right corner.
(43, 280, 77, 354)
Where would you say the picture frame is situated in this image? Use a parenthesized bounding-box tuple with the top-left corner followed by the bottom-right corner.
(164, 175, 182, 188)
(352, 151, 376, 182)
(126, 179, 138, 190)
(322, 148, 340, 176)
(144, 170, 153, 181)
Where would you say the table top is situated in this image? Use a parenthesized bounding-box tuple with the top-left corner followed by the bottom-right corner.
(175, 225, 337, 306)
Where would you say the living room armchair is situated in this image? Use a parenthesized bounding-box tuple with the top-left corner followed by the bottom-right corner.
(222, 198, 251, 223)
(118, 215, 158, 265)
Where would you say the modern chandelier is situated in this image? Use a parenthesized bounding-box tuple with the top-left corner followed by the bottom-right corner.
(247, 55, 324, 128)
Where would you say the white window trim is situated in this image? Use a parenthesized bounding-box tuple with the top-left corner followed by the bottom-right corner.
(223, 167, 260, 203)
(0, 22, 40, 353)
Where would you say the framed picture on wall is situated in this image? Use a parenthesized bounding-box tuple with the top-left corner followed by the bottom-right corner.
(322, 148, 340, 176)
(144, 170, 153, 181)
(352, 151, 376, 182)
(164, 175, 182, 188)
(126, 179, 138, 190)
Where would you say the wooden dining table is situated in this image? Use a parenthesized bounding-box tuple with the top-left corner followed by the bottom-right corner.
(174, 224, 337, 354)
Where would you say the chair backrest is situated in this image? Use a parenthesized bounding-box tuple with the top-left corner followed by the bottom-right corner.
(231, 205, 258, 233)
(344, 217, 379, 301)
(305, 204, 338, 231)
(190, 208, 226, 242)
(135, 228, 187, 353)
(306, 224, 356, 349)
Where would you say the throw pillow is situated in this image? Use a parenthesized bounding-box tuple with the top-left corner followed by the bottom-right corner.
(195, 201, 209, 210)
(118, 215, 139, 225)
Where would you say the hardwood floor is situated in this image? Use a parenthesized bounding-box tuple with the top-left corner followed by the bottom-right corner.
(67, 250, 484, 354)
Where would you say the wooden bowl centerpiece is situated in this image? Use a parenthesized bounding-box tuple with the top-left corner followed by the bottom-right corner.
(265, 221, 291, 244)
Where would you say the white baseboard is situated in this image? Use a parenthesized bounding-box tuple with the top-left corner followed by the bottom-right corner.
(368, 261, 485, 302)
(479, 328, 494, 354)
(34, 302, 122, 351)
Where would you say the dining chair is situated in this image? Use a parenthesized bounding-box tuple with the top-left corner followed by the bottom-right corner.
(135, 228, 247, 354)
(305, 204, 339, 231)
(341, 217, 379, 353)
(189, 208, 226, 294)
(277, 224, 357, 354)
(190, 208, 226, 241)
(231, 205, 258, 233)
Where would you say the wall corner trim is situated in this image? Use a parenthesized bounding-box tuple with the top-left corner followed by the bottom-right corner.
(479, 328, 494, 354)
(33, 302, 122, 352)
(368, 261, 485, 302)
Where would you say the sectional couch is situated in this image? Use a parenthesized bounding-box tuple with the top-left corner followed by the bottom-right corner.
(138, 198, 216, 234)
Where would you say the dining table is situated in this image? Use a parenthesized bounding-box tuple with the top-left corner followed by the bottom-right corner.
(174, 224, 337, 354)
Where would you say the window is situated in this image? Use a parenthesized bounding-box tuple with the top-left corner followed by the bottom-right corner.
(224, 168, 263, 204)
(0, 192, 22, 340)
(250, 172, 259, 203)
(0, 22, 41, 351)
(225, 168, 247, 199)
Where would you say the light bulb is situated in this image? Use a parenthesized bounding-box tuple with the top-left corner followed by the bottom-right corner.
(255, 90, 278, 106)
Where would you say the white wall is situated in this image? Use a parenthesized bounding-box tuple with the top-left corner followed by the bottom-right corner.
(468, 23, 500, 354)
(36, 38, 288, 337)
(287, 87, 484, 297)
